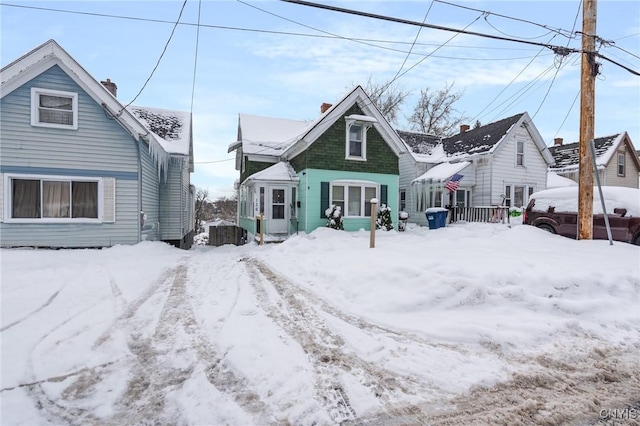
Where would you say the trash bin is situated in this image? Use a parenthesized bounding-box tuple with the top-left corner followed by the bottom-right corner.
(425, 207, 448, 229)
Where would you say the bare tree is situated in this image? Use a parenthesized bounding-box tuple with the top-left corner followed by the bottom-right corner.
(194, 187, 210, 233)
(407, 82, 470, 137)
(354, 76, 411, 126)
(211, 196, 237, 222)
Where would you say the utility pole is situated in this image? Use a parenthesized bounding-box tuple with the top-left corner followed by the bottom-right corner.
(578, 0, 597, 240)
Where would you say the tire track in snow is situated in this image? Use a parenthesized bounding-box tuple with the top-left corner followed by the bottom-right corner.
(104, 259, 275, 425)
(0, 287, 63, 333)
(245, 258, 432, 425)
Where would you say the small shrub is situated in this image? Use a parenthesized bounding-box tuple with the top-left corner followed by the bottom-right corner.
(325, 205, 344, 230)
(376, 204, 394, 231)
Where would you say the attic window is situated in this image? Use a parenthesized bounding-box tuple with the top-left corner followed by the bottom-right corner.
(617, 152, 625, 176)
(31, 88, 78, 130)
(345, 115, 376, 161)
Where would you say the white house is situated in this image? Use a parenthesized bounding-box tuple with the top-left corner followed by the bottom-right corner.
(398, 112, 554, 226)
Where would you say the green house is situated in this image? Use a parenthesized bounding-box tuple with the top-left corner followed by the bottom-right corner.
(228, 86, 407, 240)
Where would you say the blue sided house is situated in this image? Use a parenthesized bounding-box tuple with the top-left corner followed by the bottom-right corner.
(228, 86, 407, 241)
(0, 40, 195, 249)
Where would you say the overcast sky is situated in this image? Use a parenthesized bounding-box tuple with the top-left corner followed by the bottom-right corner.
(2, 1, 639, 200)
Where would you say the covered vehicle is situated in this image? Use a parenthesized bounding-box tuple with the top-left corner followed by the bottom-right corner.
(524, 186, 640, 245)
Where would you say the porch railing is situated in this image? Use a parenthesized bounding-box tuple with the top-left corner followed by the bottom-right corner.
(449, 206, 511, 224)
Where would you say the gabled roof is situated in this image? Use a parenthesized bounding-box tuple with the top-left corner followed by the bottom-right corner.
(548, 132, 640, 172)
(282, 85, 407, 159)
(443, 114, 523, 157)
(1, 39, 193, 176)
(1, 39, 147, 141)
(397, 112, 554, 165)
(229, 86, 407, 161)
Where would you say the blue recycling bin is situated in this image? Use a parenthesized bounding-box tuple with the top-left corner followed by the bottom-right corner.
(425, 208, 448, 229)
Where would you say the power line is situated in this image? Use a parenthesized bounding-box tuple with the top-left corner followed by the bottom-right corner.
(531, 2, 582, 121)
(120, 0, 189, 112)
(280, 0, 582, 55)
(190, 0, 202, 115)
(0, 1, 538, 52)
(389, 1, 434, 84)
(434, 0, 576, 40)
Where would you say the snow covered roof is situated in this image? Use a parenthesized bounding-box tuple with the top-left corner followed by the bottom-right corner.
(548, 133, 640, 173)
(397, 113, 552, 165)
(412, 161, 471, 184)
(127, 106, 192, 156)
(246, 161, 300, 182)
(547, 171, 578, 188)
(229, 86, 407, 162)
(231, 113, 312, 156)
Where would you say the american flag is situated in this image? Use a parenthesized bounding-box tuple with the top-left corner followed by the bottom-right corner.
(445, 173, 463, 192)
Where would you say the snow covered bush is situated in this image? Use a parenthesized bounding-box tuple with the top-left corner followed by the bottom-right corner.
(376, 204, 394, 231)
(325, 205, 344, 230)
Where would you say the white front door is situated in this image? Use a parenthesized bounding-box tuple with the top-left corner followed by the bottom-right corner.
(268, 187, 288, 234)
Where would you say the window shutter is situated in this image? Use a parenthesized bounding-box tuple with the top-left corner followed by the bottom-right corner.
(381, 184, 388, 206)
(321, 181, 329, 218)
(102, 177, 116, 223)
(0, 173, 4, 222)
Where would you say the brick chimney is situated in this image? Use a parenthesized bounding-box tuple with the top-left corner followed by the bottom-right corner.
(554, 137, 563, 146)
(101, 78, 117, 97)
(460, 124, 470, 133)
(321, 103, 332, 113)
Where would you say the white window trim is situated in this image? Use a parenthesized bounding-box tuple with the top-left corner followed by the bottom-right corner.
(31, 87, 79, 130)
(617, 152, 625, 176)
(330, 179, 378, 218)
(345, 115, 376, 161)
(515, 139, 525, 167)
(4, 173, 103, 223)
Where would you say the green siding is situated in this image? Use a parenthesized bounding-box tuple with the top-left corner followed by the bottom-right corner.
(241, 159, 275, 184)
(302, 169, 399, 233)
(290, 104, 398, 175)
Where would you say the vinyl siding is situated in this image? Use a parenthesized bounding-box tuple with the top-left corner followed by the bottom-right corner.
(159, 157, 191, 241)
(603, 148, 640, 188)
(0, 65, 141, 247)
(140, 139, 161, 240)
(398, 153, 429, 225)
(489, 126, 548, 206)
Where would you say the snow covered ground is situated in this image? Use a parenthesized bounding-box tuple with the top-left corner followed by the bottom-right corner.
(1, 221, 639, 425)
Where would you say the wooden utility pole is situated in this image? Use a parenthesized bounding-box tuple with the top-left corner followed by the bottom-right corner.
(578, 0, 597, 240)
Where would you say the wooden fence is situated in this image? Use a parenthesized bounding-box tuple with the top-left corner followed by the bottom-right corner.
(209, 225, 246, 246)
(449, 206, 511, 224)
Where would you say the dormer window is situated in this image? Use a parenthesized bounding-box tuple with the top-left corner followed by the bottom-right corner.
(345, 114, 376, 161)
(31, 88, 78, 129)
(349, 124, 363, 157)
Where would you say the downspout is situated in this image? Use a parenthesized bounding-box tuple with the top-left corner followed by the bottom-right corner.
(137, 137, 142, 243)
(181, 158, 185, 243)
(489, 156, 493, 205)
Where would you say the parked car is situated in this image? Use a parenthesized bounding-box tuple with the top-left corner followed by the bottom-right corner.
(524, 186, 640, 245)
